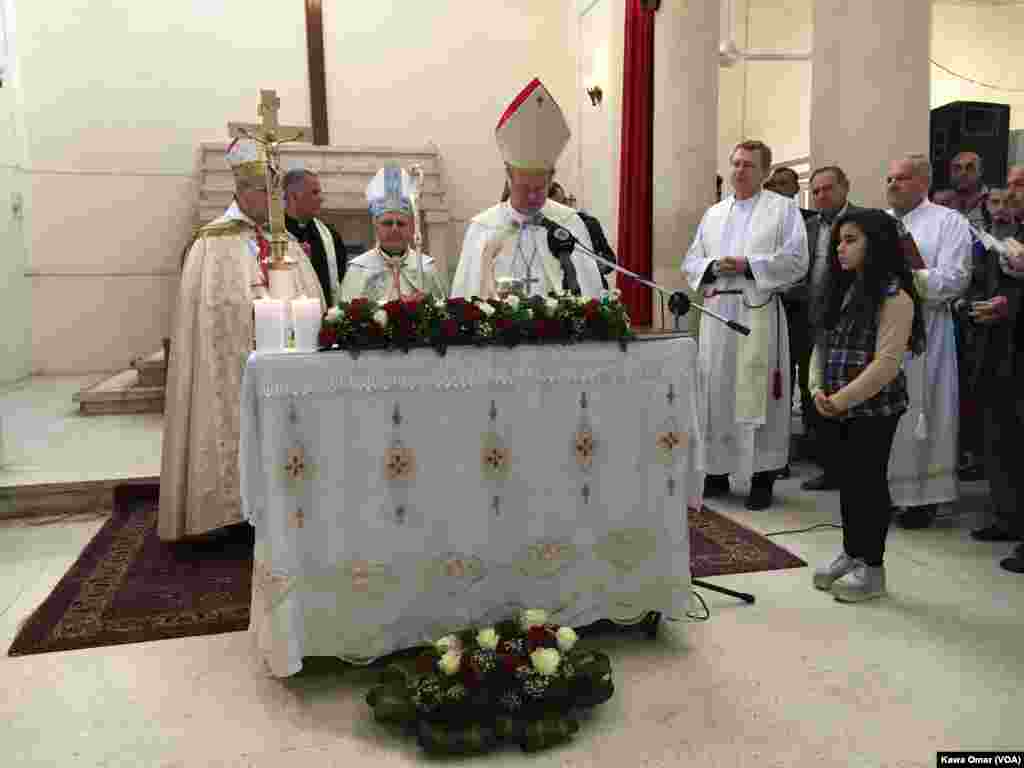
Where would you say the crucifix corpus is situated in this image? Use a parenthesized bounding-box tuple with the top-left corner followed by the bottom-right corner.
(228, 89, 312, 299)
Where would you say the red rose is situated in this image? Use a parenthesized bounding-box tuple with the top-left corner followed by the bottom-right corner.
(317, 326, 338, 347)
(465, 304, 483, 323)
(346, 298, 369, 321)
(495, 318, 514, 332)
(583, 299, 601, 320)
(498, 654, 524, 674)
(460, 660, 483, 689)
(415, 653, 437, 675)
(527, 625, 549, 651)
(442, 319, 459, 337)
(383, 300, 404, 319)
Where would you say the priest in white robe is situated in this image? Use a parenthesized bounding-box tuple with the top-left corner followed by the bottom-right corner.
(885, 154, 973, 528)
(682, 140, 809, 510)
(451, 78, 604, 300)
(159, 139, 325, 541)
(339, 165, 446, 303)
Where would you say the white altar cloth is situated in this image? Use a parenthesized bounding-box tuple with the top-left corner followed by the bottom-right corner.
(239, 338, 700, 677)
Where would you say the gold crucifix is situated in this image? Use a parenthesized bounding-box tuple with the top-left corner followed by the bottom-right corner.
(227, 90, 312, 292)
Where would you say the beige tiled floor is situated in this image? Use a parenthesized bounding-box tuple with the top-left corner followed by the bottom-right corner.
(0, 378, 1021, 767)
(0, 375, 163, 487)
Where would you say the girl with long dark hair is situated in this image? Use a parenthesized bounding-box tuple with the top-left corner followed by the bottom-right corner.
(809, 208, 926, 602)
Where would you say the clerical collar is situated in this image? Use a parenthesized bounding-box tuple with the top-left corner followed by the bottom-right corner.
(379, 246, 408, 259)
(506, 202, 543, 225)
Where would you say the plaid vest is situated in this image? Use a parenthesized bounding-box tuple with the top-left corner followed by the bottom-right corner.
(823, 283, 909, 419)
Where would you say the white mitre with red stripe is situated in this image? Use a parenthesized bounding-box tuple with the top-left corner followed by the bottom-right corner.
(495, 78, 570, 172)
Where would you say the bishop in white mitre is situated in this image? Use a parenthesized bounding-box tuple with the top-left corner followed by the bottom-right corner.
(159, 138, 325, 542)
(450, 78, 604, 300)
(884, 154, 972, 528)
(339, 165, 447, 303)
(682, 141, 809, 511)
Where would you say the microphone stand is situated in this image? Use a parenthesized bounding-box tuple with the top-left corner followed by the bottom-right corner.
(537, 218, 751, 336)
(540, 216, 756, 609)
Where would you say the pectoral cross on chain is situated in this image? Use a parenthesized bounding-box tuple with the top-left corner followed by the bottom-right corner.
(515, 221, 542, 294)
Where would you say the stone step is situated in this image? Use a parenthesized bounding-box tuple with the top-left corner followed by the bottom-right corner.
(73, 367, 165, 415)
(134, 348, 167, 388)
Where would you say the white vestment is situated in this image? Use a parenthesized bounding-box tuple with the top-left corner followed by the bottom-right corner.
(340, 248, 447, 303)
(450, 200, 604, 299)
(887, 200, 972, 507)
(159, 202, 325, 541)
(682, 191, 809, 481)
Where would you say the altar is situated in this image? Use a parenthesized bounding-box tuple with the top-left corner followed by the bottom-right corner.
(239, 337, 701, 677)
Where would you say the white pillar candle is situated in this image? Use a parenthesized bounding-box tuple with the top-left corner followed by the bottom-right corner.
(292, 296, 322, 352)
(253, 298, 287, 352)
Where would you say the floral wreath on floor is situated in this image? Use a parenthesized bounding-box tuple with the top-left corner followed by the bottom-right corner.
(365, 609, 615, 755)
(318, 290, 633, 358)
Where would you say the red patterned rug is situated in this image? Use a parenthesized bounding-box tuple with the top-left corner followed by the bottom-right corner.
(8, 485, 804, 657)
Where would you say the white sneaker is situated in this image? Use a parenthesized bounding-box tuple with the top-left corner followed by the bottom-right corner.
(813, 552, 858, 591)
(831, 561, 886, 603)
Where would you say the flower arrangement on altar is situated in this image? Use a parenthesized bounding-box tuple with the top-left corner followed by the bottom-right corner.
(318, 290, 633, 357)
(365, 609, 615, 755)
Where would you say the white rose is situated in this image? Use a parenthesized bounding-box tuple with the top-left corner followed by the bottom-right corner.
(525, 308, 533, 319)
(530, 648, 561, 676)
(505, 294, 521, 310)
(555, 626, 578, 652)
(325, 306, 342, 322)
(435, 634, 462, 654)
(574, 295, 588, 306)
(519, 608, 548, 631)
(476, 301, 496, 317)
(545, 298, 559, 313)
(373, 309, 389, 328)
(476, 627, 499, 650)
(438, 650, 462, 676)
(434, 299, 446, 310)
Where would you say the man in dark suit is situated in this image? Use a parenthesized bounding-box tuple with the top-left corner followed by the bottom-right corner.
(549, 182, 618, 289)
(765, 167, 815, 480)
(284, 169, 348, 307)
(798, 165, 862, 490)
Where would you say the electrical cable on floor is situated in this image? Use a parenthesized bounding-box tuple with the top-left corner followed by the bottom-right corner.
(764, 522, 842, 537)
(685, 589, 710, 622)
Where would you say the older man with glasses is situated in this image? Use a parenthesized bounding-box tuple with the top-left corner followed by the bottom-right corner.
(339, 165, 447, 303)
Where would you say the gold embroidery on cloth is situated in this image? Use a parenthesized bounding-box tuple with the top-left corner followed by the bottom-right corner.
(593, 528, 659, 576)
(421, 553, 487, 596)
(517, 538, 579, 579)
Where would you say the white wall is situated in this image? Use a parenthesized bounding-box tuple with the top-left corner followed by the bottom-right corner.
(0, 0, 30, 385)
(718, 0, 813, 185)
(12, 0, 577, 374)
(716, 0, 1024, 198)
(576, 0, 623, 251)
(932, 2, 1024, 131)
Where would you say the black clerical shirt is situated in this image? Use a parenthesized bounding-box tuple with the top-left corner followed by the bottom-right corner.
(285, 214, 348, 306)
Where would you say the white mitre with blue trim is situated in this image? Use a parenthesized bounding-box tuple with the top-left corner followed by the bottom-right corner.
(366, 166, 413, 219)
(495, 78, 570, 172)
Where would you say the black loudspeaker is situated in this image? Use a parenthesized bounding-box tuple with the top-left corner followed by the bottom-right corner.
(930, 101, 1011, 191)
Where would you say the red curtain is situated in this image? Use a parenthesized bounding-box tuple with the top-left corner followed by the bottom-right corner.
(616, 0, 655, 326)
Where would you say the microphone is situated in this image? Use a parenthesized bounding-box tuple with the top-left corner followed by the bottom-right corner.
(534, 216, 581, 295)
(534, 215, 750, 336)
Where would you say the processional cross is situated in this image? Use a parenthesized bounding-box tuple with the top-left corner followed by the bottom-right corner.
(228, 90, 312, 296)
